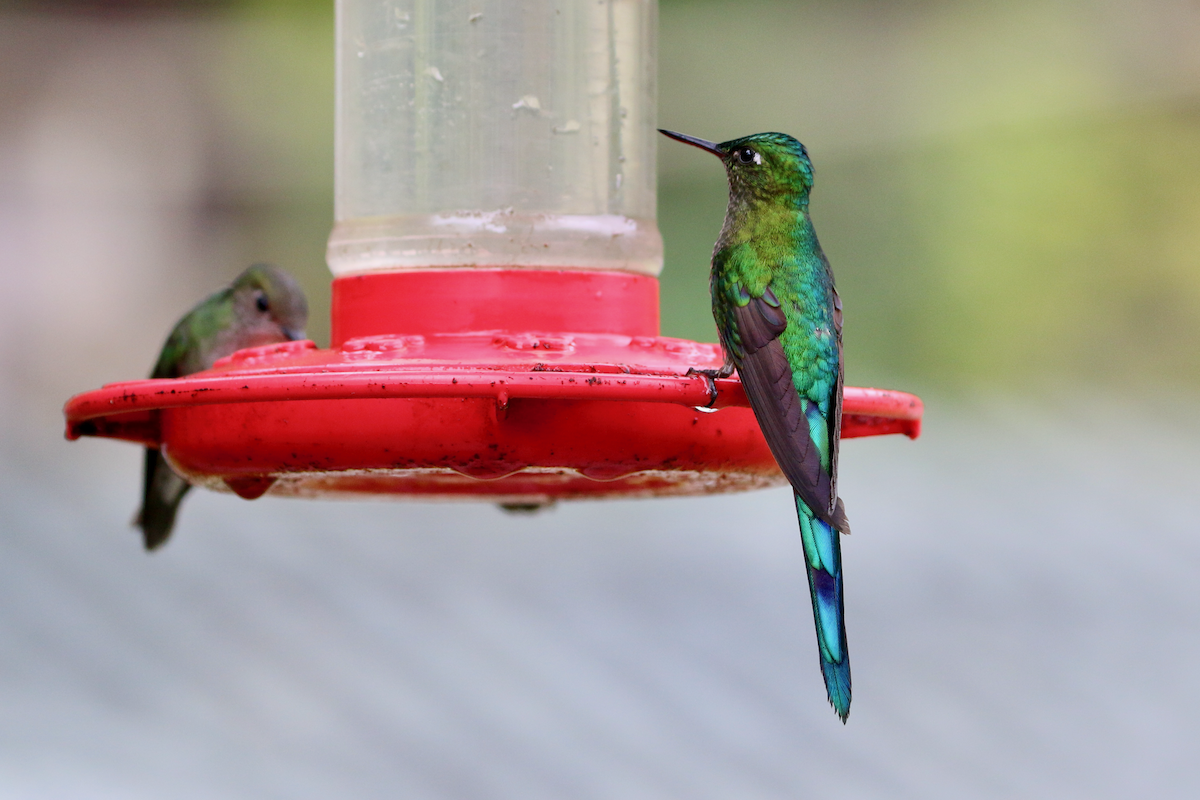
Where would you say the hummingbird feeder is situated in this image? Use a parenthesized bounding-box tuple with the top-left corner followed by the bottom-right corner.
(64, 0, 922, 506)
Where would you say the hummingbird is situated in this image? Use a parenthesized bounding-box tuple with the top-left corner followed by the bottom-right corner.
(137, 263, 309, 551)
(660, 129, 852, 721)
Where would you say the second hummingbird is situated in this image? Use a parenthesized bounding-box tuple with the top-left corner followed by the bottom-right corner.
(137, 263, 308, 551)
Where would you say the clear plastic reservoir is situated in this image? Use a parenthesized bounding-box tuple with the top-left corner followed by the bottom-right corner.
(329, 0, 661, 276)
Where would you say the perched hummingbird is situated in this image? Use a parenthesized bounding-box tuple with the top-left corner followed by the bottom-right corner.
(137, 263, 308, 551)
(660, 129, 852, 721)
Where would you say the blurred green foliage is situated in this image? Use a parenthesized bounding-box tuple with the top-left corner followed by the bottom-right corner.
(655, 0, 1200, 393)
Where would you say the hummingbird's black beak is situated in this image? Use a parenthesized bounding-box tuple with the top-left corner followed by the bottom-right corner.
(658, 129, 723, 156)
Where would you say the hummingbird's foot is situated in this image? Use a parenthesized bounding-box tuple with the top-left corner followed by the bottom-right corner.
(686, 365, 734, 408)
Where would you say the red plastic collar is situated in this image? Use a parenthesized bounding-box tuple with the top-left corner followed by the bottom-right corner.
(332, 269, 660, 344)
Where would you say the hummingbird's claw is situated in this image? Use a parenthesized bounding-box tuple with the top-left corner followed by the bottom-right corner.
(686, 367, 721, 408)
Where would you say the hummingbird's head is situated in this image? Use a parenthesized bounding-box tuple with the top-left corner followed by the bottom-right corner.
(659, 129, 814, 206)
(230, 263, 309, 343)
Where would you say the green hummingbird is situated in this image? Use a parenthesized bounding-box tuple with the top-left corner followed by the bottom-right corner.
(660, 129, 852, 721)
(137, 263, 309, 551)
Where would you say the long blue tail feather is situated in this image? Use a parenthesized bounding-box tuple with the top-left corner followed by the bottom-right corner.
(796, 492, 851, 722)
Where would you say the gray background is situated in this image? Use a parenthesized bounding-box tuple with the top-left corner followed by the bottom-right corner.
(6, 401, 1199, 799)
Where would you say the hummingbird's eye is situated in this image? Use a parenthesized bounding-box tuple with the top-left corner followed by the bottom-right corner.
(255, 293, 270, 313)
(736, 147, 759, 165)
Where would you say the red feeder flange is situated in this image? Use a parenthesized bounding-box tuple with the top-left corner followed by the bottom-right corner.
(64, 269, 922, 506)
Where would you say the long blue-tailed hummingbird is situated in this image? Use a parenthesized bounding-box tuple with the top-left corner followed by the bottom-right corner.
(660, 129, 852, 721)
(136, 263, 308, 551)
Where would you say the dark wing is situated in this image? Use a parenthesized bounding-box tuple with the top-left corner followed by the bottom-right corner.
(732, 294, 848, 532)
(828, 285, 844, 512)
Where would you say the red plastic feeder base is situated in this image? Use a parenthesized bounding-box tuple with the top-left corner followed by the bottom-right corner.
(64, 269, 923, 504)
